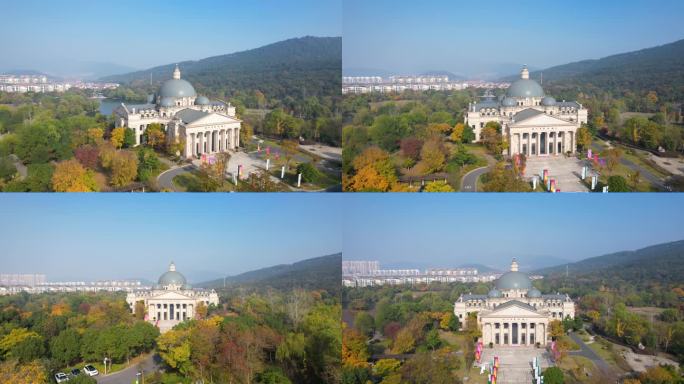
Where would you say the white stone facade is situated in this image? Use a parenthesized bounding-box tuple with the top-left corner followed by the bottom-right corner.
(454, 259, 575, 346)
(465, 66, 588, 157)
(113, 65, 240, 159)
(126, 262, 219, 333)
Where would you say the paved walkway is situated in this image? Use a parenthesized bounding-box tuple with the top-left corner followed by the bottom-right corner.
(460, 154, 496, 192)
(591, 142, 666, 190)
(478, 346, 552, 384)
(567, 331, 612, 375)
(96, 354, 160, 384)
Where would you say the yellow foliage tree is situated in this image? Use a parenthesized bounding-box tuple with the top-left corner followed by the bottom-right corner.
(0, 359, 47, 384)
(87, 128, 104, 144)
(109, 151, 138, 187)
(110, 127, 126, 149)
(51, 159, 98, 192)
(450, 123, 465, 143)
(342, 328, 369, 368)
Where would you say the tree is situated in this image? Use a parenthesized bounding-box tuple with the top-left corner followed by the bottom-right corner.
(440, 312, 460, 331)
(604, 148, 623, 175)
(134, 301, 146, 321)
(157, 329, 193, 376)
(354, 312, 375, 337)
(370, 115, 408, 152)
(240, 122, 254, 147)
(419, 139, 446, 174)
(123, 128, 136, 148)
(400, 137, 423, 160)
(281, 139, 299, 171)
(137, 147, 163, 182)
(608, 175, 630, 192)
(480, 122, 504, 154)
(348, 147, 398, 192)
(296, 162, 321, 183)
(628, 170, 641, 190)
(0, 328, 45, 363)
(576, 125, 592, 151)
(481, 162, 530, 192)
(549, 320, 564, 339)
(391, 328, 415, 354)
(50, 328, 81, 366)
(0, 359, 47, 384)
(450, 123, 465, 143)
(196, 152, 230, 192)
(109, 151, 138, 187)
(542, 367, 564, 384)
(196, 302, 208, 320)
(110, 127, 126, 149)
(342, 328, 369, 368)
(462, 125, 475, 143)
(238, 170, 281, 192)
(74, 144, 100, 169)
(425, 329, 441, 351)
(51, 159, 98, 192)
(373, 359, 401, 378)
(144, 123, 165, 149)
(423, 180, 454, 192)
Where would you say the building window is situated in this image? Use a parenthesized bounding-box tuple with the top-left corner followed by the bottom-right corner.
(495, 323, 500, 329)
(530, 323, 535, 329)
(504, 323, 509, 329)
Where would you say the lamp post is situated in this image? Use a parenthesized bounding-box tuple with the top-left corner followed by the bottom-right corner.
(103, 357, 110, 375)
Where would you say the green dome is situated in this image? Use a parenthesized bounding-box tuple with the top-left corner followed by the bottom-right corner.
(495, 271, 532, 290)
(528, 288, 542, 298)
(488, 288, 502, 298)
(195, 96, 210, 105)
(158, 262, 187, 287)
(506, 79, 544, 98)
(159, 79, 196, 99)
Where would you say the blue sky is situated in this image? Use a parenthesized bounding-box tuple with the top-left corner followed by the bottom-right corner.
(0, 194, 342, 282)
(342, 194, 684, 271)
(0, 0, 341, 74)
(343, 0, 684, 78)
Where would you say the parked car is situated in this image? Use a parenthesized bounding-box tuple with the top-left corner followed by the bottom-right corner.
(70, 368, 80, 376)
(83, 365, 99, 376)
(54, 372, 69, 383)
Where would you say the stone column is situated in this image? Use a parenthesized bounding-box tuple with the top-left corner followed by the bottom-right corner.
(235, 129, 240, 149)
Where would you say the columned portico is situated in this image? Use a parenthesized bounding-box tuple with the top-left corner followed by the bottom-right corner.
(481, 318, 547, 346)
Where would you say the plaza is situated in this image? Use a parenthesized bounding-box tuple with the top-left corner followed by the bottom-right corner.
(478, 346, 553, 384)
(524, 156, 589, 192)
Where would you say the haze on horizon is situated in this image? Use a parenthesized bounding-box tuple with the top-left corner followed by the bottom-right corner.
(0, 0, 341, 78)
(343, 0, 684, 79)
(342, 194, 684, 271)
(0, 195, 342, 283)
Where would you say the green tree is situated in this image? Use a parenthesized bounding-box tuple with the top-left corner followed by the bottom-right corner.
(543, 367, 564, 384)
(123, 128, 136, 148)
(354, 312, 375, 337)
(370, 115, 409, 152)
(607, 175, 630, 192)
(50, 329, 81, 366)
(576, 125, 592, 151)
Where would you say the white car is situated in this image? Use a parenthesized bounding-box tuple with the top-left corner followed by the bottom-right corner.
(54, 372, 69, 383)
(83, 365, 99, 376)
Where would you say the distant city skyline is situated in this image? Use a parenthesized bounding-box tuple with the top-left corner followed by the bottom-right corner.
(0, 194, 342, 282)
(343, 0, 684, 79)
(342, 194, 684, 271)
(0, 0, 341, 77)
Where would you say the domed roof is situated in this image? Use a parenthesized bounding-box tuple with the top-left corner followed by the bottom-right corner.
(502, 97, 516, 107)
(159, 65, 196, 99)
(147, 94, 155, 103)
(528, 288, 542, 298)
(195, 96, 210, 105)
(506, 65, 544, 98)
(541, 96, 557, 106)
(160, 97, 174, 107)
(488, 288, 502, 298)
(158, 262, 187, 287)
(506, 79, 545, 98)
(160, 79, 196, 99)
(494, 259, 532, 290)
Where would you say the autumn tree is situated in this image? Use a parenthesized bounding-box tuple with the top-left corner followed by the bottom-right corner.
(342, 328, 369, 368)
(604, 148, 623, 175)
(576, 125, 592, 151)
(51, 159, 98, 192)
(347, 147, 398, 192)
(144, 123, 165, 149)
(418, 139, 446, 174)
(391, 328, 415, 354)
(0, 359, 47, 384)
(400, 137, 423, 161)
(281, 139, 299, 171)
(423, 180, 454, 192)
(74, 144, 100, 169)
(110, 127, 126, 149)
(87, 127, 104, 144)
(480, 122, 505, 154)
(110, 151, 138, 187)
(450, 123, 465, 143)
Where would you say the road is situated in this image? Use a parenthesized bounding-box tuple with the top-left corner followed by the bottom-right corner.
(460, 165, 491, 192)
(156, 164, 196, 192)
(591, 142, 666, 190)
(567, 331, 613, 375)
(96, 354, 161, 384)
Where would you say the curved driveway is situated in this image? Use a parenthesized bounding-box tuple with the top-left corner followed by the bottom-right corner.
(157, 165, 196, 192)
(96, 354, 160, 384)
(460, 165, 491, 192)
(567, 331, 612, 375)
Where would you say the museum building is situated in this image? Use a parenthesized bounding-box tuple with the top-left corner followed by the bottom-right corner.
(454, 259, 575, 346)
(126, 262, 219, 333)
(113, 65, 241, 159)
(465, 66, 588, 157)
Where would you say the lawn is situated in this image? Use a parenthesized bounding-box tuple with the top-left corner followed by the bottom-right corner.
(557, 355, 601, 384)
(587, 337, 631, 373)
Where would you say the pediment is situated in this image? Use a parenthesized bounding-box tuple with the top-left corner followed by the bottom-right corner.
(511, 113, 575, 127)
(484, 302, 545, 318)
(186, 113, 239, 126)
(148, 291, 195, 300)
